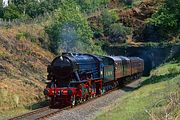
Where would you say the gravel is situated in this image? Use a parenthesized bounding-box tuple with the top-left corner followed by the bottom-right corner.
(49, 80, 141, 120)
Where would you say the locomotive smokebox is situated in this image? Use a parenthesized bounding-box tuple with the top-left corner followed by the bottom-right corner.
(48, 54, 78, 80)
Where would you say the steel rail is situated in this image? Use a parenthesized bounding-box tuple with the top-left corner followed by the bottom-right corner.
(9, 79, 140, 120)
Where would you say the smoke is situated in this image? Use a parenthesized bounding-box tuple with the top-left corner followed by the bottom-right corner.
(57, 23, 85, 53)
(2, 0, 8, 7)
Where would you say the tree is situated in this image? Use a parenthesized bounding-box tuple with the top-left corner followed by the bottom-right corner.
(101, 9, 119, 27)
(75, 0, 109, 12)
(3, 4, 22, 19)
(45, 0, 103, 54)
(0, 0, 3, 18)
(12, 0, 40, 18)
(109, 23, 132, 43)
(13, 0, 27, 15)
(38, 0, 62, 16)
(100, 9, 119, 37)
(25, 1, 40, 18)
(148, 0, 180, 38)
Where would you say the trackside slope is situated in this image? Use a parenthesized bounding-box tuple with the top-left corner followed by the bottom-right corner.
(93, 62, 180, 120)
(0, 26, 54, 118)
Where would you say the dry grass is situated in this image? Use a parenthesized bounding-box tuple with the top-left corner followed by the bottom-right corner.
(145, 92, 180, 120)
(0, 24, 54, 118)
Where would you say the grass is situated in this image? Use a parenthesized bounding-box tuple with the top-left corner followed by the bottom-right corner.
(0, 25, 54, 119)
(0, 100, 48, 119)
(93, 62, 180, 120)
(0, 107, 30, 119)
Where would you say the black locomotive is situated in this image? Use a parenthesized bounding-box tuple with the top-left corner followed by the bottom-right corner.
(44, 53, 144, 107)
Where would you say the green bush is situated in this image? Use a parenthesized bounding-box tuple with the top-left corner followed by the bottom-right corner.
(45, 0, 104, 55)
(0, 0, 62, 19)
(123, 0, 133, 6)
(148, 0, 180, 38)
(3, 4, 22, 20)
(0, 0, 110, 19)
(148, 9, 177, 30)
(108, 23, 132, 43)
(75, 0, 109, 13)
(90, 22, 104, 39)
(100, 9, 119, 27)
(16, 32, 36, 43)
(0, 0, 3, 18)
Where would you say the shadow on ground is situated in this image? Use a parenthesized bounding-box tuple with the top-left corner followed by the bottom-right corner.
(25, 100, 48, 110)
(121, 86, 136, 92)
(120, 71, 179, 92)
(141, 72, 179, 86)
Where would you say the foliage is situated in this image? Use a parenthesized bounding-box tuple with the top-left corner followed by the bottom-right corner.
(0, 0, 110, 19)
(100, 9, 119, 27)
(0, 0, 62, 19)
(23, 1, 41, 18)
(149, 9, 177, 30)
(12, 0, 47, 18)
(2, 4, 22, 19)
(23, 0, 62, 18)
(75, 0, 109, 12)
(123, 0, 133, 6)
(148, 0, 180, 36)
(100, 9, 120, 39)
(0, 0, 3, 18)
(98, 9, 134, 43)
(108, 23, 132, 43)
(15, 32, 36, 43)
(90, 22, 104, 39)
(45, 0, 104, 55)
(94, 62, 180, 120)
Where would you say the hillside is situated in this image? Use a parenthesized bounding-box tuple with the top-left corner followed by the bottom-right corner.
(1, 0, 179, 47)
(93, 61, 180, 120)
(0, 25, 54, 118)
(88, 0, 179, 43)
(0, 0, 179, 119)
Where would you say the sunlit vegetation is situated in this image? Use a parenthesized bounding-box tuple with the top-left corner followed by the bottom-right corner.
(0, 0, 179, 118)
(45, 0, 103, 55)
(148, 0, 180, 40)
(94, 61, 180, 120)
(0, 0, 179, 45)
(0, 25, 54, 118)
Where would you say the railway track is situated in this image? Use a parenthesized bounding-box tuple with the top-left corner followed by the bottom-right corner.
(8, 106, 51, 120)
(37, 89, 118, 120)
(8, 89, 118, 120)
(8, 79, 140, 120)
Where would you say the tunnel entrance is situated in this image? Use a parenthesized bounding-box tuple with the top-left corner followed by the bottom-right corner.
(102, 45, 179, 76)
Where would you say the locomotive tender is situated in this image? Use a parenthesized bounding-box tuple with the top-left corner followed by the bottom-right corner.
(44, 53, 144, 107)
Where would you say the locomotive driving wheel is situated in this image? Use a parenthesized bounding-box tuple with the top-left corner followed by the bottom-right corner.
(76, 97, 82, 104)
(78, 97, 83, 104)
(71, 95, 76, 107)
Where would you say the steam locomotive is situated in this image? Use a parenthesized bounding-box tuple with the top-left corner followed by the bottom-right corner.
(44, 53, 144, 107)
